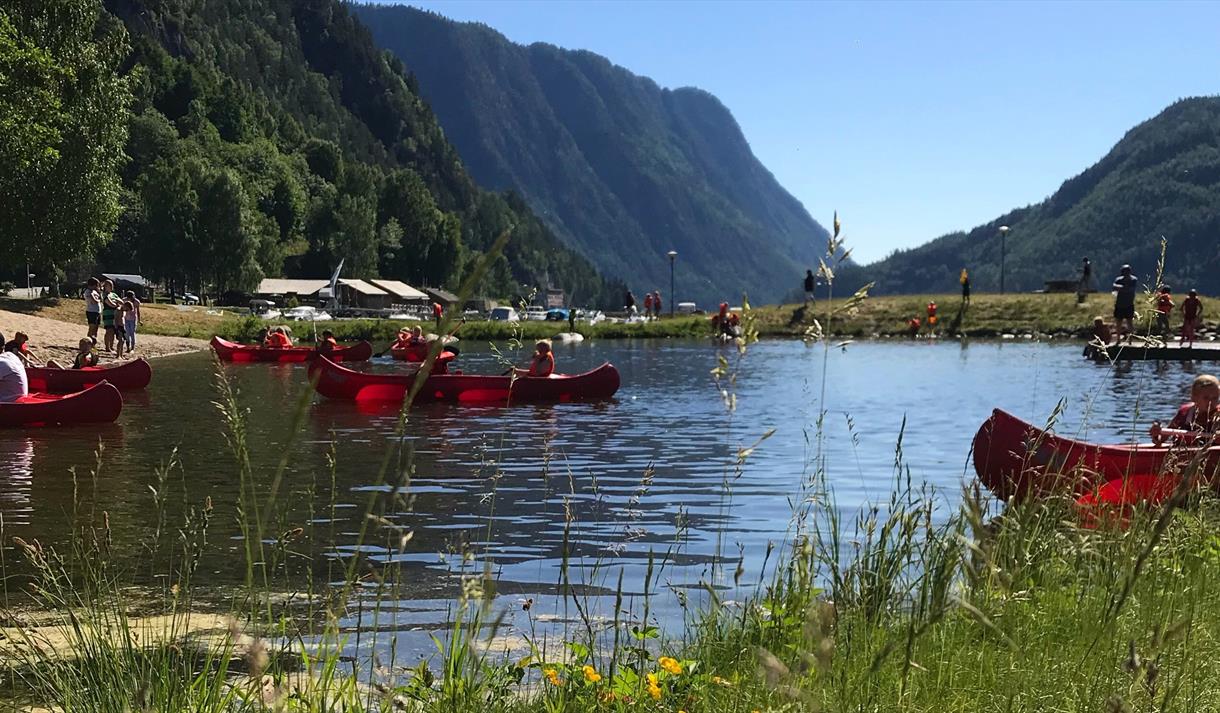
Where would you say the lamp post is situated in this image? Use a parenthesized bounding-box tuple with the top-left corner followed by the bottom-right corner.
(666, 250, 677, 317)
(997, 225, 1010, 294)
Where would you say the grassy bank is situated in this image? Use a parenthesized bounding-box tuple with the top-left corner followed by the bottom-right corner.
(2, 292, 1134, 345)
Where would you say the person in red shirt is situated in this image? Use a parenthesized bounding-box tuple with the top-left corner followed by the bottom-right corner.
(926, 301, 938, 327)
(1154, 287, 1174, 337)
(264, 327, 293, 348)
(1151, 374, 1220, 445)
(517, 340, 554, 377)
(643, 292, 654, 319)
(907, 317, 921, 338)
(652, 290, 663, 318)
(432, 302, 443, 329)
(1182, 289, 1203, 348)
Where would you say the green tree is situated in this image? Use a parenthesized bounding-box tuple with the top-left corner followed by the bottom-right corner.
(0, 0, 132, 266)
(197, 168, 264, 294)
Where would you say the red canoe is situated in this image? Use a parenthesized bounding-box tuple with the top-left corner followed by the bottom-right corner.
(210, 336, 373, 363)
(390, 345, 428, 362)
(308, 355, 620, 405)
(0, 382, 123, 427)
(26, 358, 152, 393)
(972, 408, 1220, 500)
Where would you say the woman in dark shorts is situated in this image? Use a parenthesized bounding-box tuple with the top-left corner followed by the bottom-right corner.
(85, 277, 102, 340)
(100, 279, 119, 352)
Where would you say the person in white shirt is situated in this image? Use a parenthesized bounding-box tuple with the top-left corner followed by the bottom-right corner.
(0, 331, 29, 403)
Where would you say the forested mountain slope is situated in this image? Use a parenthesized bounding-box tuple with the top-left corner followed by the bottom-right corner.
(92, 0, 621, 304)
(354, 4, 829, 305)
(863, 98, 1220, 295)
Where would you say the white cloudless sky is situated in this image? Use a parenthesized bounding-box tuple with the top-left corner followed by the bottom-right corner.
(369, 0, 1220, 263)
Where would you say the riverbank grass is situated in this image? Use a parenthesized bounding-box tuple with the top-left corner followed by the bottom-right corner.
(2, 291, 1124, 346)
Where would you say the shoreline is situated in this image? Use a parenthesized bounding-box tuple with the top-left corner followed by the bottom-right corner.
(9, 291, 1200, 349)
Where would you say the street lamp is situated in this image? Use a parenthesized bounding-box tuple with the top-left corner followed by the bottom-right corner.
(997, 225, 1010, 294)
(666, 250, 677, 317)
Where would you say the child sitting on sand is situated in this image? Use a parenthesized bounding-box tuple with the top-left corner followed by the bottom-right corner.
(1150, 374, 1220, 445)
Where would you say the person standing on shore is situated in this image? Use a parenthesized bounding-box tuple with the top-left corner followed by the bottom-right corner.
(643, 291, 653, 319)
(624, 290, 636, 316)
(1080, 257, 1093, 291)
(652, 290, 662, 318)
(123, 290, 141, 352)
(804, 269, 816, 304)
(100, 279, 120, 352)
(1111, 264, 1139, 339)
(84, 277, 102, 341)
(1183, 289, 1204, 348)
(1154, 287, 1173, 337)
(960, 269, 970, 307)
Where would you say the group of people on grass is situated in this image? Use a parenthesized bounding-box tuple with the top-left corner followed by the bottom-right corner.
(710, 302, 741, 337)
(624, 290, 664, 319)
(84, 277, 141, 358)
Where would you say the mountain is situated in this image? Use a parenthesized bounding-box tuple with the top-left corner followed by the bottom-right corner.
(863, 97, 1220, 295)
(352, 4, 828, 306)
(90, 0, 622, 305)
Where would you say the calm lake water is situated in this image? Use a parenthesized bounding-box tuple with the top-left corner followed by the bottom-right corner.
(0, 338, 1200, 654)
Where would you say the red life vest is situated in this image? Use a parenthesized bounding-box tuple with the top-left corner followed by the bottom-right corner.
(1157, 294, 1173, 314)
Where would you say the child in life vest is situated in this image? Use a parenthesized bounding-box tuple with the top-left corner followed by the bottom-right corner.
(1150, 374, 1220, 445)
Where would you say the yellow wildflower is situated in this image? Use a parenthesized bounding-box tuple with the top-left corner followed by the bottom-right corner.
(543, 667, 562, 686)
(711, 675, 732, 687)
(658, 656, 683, 675)
(582, 665, 602, 683)
(646, 672, 662, 700)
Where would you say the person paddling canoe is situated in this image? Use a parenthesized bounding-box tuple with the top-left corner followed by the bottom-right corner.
(516, 339, 555, 377)
(317, 329, 339, 352)
(265, 327, 293, 348)
(0, 331, 29, 403)
(1150, 374, 1220, 445)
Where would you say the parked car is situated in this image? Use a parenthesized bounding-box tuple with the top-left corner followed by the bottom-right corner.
(284, 306, 332, 321)
(545, 308, 569, 321)
(523, 306, 548, 321)
(489, 306, 519, 322)
(676, 301, 697, 315)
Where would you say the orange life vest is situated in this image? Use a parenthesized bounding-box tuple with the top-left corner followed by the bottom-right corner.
(266, 332, 292, 348)
(528, 352, 555, 377)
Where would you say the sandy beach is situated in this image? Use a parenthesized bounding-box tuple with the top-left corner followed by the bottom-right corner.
(0, 309, 207, 364)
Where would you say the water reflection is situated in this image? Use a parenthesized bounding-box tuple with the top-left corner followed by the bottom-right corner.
(0, 340, 1204, 647)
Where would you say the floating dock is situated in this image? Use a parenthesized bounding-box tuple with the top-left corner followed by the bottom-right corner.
(1093, 341, 1220, 361)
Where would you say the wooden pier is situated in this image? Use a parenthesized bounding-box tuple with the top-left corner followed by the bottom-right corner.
(1092, 341, 1220, 362)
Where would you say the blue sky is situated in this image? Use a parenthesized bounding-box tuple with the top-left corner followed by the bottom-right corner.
(373, 0, 1220, 264)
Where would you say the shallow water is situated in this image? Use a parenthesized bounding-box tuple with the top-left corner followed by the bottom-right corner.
(0, 337, 1197, 653)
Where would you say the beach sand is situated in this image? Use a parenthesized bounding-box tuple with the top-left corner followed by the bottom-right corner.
(0, 309, 207, 364)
